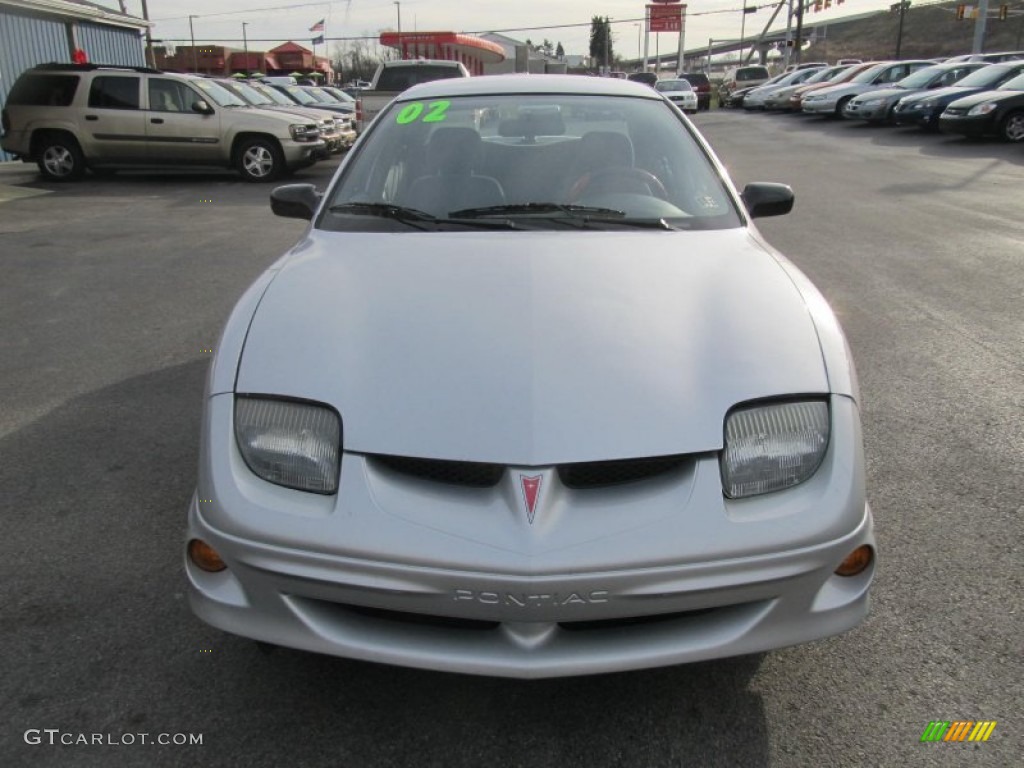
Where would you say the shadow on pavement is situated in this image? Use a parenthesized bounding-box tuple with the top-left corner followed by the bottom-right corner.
(0, 360, 770, 768)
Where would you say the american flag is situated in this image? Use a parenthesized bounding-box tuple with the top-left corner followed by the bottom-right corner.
(309, 19, 325, 33)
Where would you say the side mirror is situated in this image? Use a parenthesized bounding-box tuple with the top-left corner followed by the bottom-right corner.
(271, 183, 322, 220)
(192, 100, 214, 115)
(741, 182, 794, 219)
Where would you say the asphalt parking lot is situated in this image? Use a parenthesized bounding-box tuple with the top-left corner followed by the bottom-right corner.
(1, 113, 1021, 767)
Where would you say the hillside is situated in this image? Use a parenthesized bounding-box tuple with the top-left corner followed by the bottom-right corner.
(802, 1, 1024, 61)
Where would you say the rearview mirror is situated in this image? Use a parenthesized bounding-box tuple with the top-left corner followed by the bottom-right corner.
(741, 182, 794, 218)
(192, 100, 214, 115)
(270, 183, 322, 220)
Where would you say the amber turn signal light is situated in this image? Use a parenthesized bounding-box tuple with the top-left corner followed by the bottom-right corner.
(188, 539, 227, 573)
(835, 545, 873, 577)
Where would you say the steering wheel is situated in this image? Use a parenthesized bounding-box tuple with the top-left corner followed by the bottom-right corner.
(569, 167, 669, 202)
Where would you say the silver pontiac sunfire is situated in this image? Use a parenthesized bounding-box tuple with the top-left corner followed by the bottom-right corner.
(186, 75, 875, 678)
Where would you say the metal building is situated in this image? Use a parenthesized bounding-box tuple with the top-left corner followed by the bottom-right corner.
(1, 0, 147, 160)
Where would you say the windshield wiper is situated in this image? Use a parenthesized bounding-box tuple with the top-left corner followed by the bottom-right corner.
(327, 202, 521, 230)
(448, 203, 626, 219)
(448, 203, 675, 230)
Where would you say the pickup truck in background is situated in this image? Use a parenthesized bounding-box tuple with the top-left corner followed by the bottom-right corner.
(355, 59, 470, 132)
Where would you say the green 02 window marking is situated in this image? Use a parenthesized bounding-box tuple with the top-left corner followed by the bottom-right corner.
(395, 100, 451, 125)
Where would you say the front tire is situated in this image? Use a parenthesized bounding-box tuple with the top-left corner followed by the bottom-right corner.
(1000, 110, 1024, 142)
(35, 132, 85, 181)
(835, 96, 853, 119)
(235, 137, 285, 183)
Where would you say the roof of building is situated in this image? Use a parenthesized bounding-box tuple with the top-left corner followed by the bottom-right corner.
(2, 0, 148, 29)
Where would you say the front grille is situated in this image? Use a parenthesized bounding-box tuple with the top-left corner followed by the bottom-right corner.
(558, 455, 688, 489)
(371, 453, 690, 489)
(372, 455, 504, 487)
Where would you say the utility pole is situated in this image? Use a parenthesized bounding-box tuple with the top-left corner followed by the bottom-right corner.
(606, 17, 612, 72)
(793, 0, 805, 65)
(394, 2, 402, 58)
(973, 0, 991, 53)
(893, 1, 910, 59)
(140, 0, 155, 68)
(188, 15, 198, 73)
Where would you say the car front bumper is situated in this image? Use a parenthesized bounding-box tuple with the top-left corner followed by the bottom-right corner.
(938, 112, 992, 137)
(802, 98, 839, 115)
(845, 102, 889, 122)
(186, 394, 875, 677)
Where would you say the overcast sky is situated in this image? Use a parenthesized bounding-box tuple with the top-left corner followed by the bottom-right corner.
(135, 0, 942, 62)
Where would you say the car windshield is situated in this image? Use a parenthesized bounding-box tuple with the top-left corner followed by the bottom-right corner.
(226, 81, 273, 105)
(803, 67, 844, 84)
(325, 88, 355, 103)
(896, 65, 948, 88)
(321, 93, 742, 232)
(953, 63, 1020, 87)
(998, 73, 1024, 90)
(282, 86, 318, 104)
(851, 64, 890, 83)
(250, 83, 296, 105)
(307, 87, 339, 103)
(192, 79, 247, 107)
(655, 80, 691, 92)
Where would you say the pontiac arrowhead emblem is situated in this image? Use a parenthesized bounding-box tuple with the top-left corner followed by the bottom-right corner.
(519, 474, 542, 525)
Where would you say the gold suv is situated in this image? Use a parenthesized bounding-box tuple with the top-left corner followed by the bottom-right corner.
(1, 63, 326, 182)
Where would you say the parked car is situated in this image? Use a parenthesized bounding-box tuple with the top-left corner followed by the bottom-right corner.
(0, 63, 324, 181)
(627, 72, 659, 87)
(786, 62, 878, 111)
(744, 67, 825, 110)
(891, 60, 1024, 128)
(801, 60, 933, 117)
(719, 65, 771, 102)
(216, 78, 354, 153)
(844, 62, 988, 123)
(654, 77, 698, 112)
(676, 72, 712, 110)
(939, 72, 1024, 141)
(722, 72, 789, 109)
(186, 74, 875, 679)
(762, 65, 851, 111)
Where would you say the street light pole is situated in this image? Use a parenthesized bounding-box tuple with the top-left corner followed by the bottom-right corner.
(893, 1, 910, 59)
(740, 5, 747, 64)
(606, 17, 612, 73)
(394, 2, 402, 59)
(242, 22, 249, 75)
(634, 23, 641, 61)
(188, 15, 198, 73)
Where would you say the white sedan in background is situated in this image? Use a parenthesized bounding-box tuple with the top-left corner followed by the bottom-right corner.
(654, 78, 698, 113)
(185, 75, 875, 678)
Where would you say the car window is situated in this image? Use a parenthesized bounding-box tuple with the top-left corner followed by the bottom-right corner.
(251, 83, 295, 105)
(224, 81, 272, 105)
(322, 93, 742, 232)
(7, 74, 80, 106)
(88, 76, 140, 110)
(376, 66, 464, 91)
(281, 85, 318, 104)
(737, 67, 769, 80)
(147, 78, 195, 112)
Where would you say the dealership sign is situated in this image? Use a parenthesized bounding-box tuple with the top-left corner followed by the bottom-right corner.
(647, 3, 686, 33)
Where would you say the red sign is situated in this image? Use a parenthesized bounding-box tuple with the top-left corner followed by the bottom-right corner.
(648, 4, 685, 33)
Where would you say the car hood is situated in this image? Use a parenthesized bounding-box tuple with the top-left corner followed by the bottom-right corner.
(897, 85, 977, 105)
(946, 89, 1024, 109)
(235, 230, 829, 465)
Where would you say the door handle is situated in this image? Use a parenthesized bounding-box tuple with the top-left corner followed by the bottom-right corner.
(85, 115, 98, 121)
(150, 118, 164, 124)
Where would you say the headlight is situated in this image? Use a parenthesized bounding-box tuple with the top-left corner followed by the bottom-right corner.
(720, 400, 830, 499)
(234, 397, 341, 494)
(967, 102, 997, 116)
(289, 123, 320, 142)
(918, 100, 935, 109)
